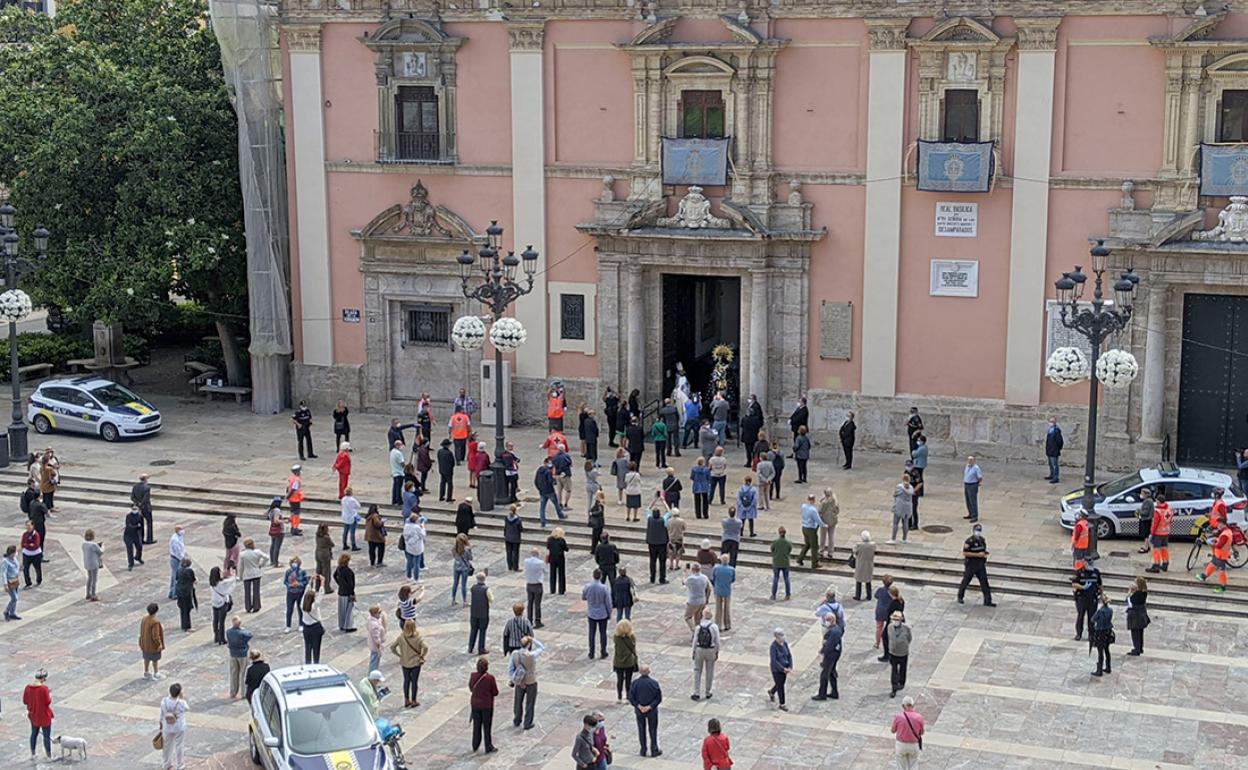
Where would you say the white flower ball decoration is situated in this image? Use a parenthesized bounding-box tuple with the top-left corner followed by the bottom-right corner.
(489, 316, 528, 352)
(1046, 346, 1090, 387)
(451, 315, 487, 351)
(1095, 348, 1139, 390)
(0, 289, 33, 322)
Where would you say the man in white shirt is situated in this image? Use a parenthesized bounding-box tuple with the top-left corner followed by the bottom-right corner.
(340, 490, 361, 551)
(691, 608, 720, 701)
(523, 547, 547, 628)
(402, 515, 427, 581)
(682, 563, 711, 631)
(390, 440, 406, 506)
(167, 527, 186, 600)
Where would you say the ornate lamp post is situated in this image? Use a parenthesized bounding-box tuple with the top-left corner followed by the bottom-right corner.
(457, 221, 538, 507)
(0, 197, 49, 465)
(1053, 240, 1139, 558)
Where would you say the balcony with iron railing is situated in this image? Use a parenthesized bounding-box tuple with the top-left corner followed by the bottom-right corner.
(374, 130, 456, 165)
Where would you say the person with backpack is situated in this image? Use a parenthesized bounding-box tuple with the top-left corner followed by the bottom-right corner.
(690, 608, 720, 701)
(735, 477, 759, 538)
(510, 635, 544, 729)
(282, 557, 309, 633)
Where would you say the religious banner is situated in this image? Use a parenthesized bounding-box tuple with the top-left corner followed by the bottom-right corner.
(916, 140, 994, 193)
(1199, 143, 1248, 197)
(661, 137, 731, 186)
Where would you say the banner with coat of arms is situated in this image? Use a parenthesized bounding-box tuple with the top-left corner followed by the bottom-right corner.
(1199, 144, 1248, 197)
(916, 140, 994, 193)
(661, 137, 731, 186)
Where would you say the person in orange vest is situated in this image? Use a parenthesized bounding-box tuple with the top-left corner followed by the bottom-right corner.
(1198, 520, 1234, 593)
(541, 428, 568, 459)
(1145, 493, 1173, 573)
(547, 389, 566, 432)
(331, 442, 352, 500)
(286, 465, 305, 536)
(1208, 488, 1229, 532)
(1071, 510, 1091, 570)
(449, 405, 472, 465)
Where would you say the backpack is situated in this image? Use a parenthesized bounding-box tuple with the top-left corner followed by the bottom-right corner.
(696, 623, 714, 649)
(508, 652, 527, 686)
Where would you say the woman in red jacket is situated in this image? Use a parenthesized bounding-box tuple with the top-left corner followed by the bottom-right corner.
(468, 440, 491, 490)
(23, 668, 53, 761)
(468, 656, 499, 754)
(701, 717, 732, 769)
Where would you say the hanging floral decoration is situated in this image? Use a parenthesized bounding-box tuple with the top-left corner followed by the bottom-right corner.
(451, 315, 487, 351)
(1045, 346, 1090, 387)
(489, 316, 528, 352)
(1095, 348, 1139, 390)
(0, 289, 33, 322)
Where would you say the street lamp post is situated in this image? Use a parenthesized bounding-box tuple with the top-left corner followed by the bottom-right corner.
(458, 221, 538, 507)
(0, 198, 49, 465)
(1054, 240, 1139, 561)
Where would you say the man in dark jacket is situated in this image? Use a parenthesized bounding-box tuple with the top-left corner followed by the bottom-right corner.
(740, 396, 764, 467)
(503, 507, 524, 571)
(1044, 417, 1064, 484)
(839, 411, 856, 470)
(583, 410, 600, 462)
(292, 400, 315, 460)
(813, 615, 843, 700)
(645, 508, 669, 584)
(456, 497, 476, 535)
(789, 397, 809, 443)
(625, 417, 646, 468)
(387, 418, 417, 453)
(1071, 564, 1102, 642)
(244, 651, 271, 702)
(658, 399, 681, 457)
(906, 407, 924, 453)
(131, 473, 156, 544)
(534, 459, 563, 527)
(436, 439, 456, 502)
(627, 665, 663, 757)
(594, 533, 620, 585)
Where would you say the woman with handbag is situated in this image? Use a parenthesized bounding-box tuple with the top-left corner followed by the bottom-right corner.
(332, 553, 357, 632)
(4, 544, 22, 620)
(266, 498, 285, 567)
(222, 514, 242, 571)
(451, 535, 473, 605)
(364, 505, 387, 568)
(1126, 577, 1150, 656)
(158, 682, 189, 770)
(611, 619, 638, 700)
(890, 696, 924, 770)
(468, 656, 499, 753)
(388, 619, 429, 708)
(547, 527, 570, 595)
(301, 577, 326, 664)
(1090, 592, 1115, 677)
(611, 566, 636, 622)
(208, 566, 238, 645)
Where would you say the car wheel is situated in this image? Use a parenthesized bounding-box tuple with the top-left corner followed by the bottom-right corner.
(32, 414, 51, 434)
(1094, 516, 1113, 540)
(249, 729, 263, 766)
(100, 422, 119, 442)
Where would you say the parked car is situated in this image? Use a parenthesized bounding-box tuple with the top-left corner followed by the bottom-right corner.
(1059, 463, 1246, 539)
(248, 665, 389, 770)
(27, 377, 161, 442)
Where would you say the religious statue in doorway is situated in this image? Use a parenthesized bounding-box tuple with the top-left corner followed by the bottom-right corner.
(708, 344, 737, 406)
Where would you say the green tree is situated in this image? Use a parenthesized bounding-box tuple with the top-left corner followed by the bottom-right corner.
(0, 0, 249, 383)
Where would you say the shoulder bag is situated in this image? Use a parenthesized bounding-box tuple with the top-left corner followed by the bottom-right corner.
(902, 712, 923, 750)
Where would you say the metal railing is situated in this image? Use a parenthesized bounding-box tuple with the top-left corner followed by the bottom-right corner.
(374, 130, 455, 165)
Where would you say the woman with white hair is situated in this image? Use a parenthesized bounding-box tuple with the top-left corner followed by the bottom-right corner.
(890, 695, 924, 769)
(767, 627, 793, 711)
(852, 531, 877, 601)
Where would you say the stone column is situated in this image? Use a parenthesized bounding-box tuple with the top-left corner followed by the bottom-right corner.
(1140, 284, 1168, 443)
(508, 23, 548, 379)
(626, 264, 645, 392)
(287, 25, 333, 367)
(749, 268, 769, 407)
(859, 21, 909, 397)
(1003, 18, 1061, 406)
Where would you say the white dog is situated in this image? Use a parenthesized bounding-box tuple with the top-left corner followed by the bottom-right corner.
(54, 735, 88, 761)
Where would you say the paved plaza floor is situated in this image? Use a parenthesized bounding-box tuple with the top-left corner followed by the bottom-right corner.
(0, 401, 1245, 768)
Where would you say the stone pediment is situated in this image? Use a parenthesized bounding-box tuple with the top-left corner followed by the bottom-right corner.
(352, 180, 481, 245)
(360, 18, 462, 51)
(913, 17, 1003, 46)
(577, 186, 824, 243)
(621, 14, 785, 51)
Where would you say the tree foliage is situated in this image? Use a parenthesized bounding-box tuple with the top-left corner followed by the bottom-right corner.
(0, 0, 247, 339)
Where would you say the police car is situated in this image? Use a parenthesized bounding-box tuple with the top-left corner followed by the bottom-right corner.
(27, 377, 161, 442)
(1058, 463, 1246, 539)
(249, 665, 390, 770)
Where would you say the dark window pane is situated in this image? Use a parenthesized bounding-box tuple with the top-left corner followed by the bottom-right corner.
(1220, 90, 1248, 142)
(943, 89, 980, 143)
(560, 294, 585, 340)
(680, 90, 725, 139)
(683, 106, 704, 139)
(405, 304, 451, 346)
(706, 106, 725, 139)
(395, 86, 440, 160)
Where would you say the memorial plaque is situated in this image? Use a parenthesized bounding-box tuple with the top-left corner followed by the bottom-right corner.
(820, 301, 853, 360)
(1045, 299, 1095, 360)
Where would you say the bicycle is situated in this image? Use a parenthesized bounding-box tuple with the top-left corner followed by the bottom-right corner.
(375, 718, 409, 770)
(1185, 519, 1248, 571)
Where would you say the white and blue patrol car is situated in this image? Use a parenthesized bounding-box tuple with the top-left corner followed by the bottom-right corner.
(249, 665, 389, 770)
(27, 377, 161, 442)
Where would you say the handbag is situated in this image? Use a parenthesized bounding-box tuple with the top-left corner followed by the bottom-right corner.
(848, 552, 857, 569)
(152, 731, 163, 750)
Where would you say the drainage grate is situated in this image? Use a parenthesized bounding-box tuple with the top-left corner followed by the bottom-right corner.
(1108, 551, 1130, 558)
(922, 525, 954, 534)
(149, 460, 176, 467)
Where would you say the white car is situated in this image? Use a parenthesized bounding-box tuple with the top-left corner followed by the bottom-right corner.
(248, 665, 389, 770)
(1058, 464, 1246, 540)
(27, 377, 161, 441)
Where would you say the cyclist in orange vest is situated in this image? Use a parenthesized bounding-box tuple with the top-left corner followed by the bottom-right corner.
(286, 465, 305, 536)
(547, 390, 565, 431)
(1208, 488, 1229, 532)
(1145, 494, 1173, 573)
(1071, 511, 1091, 570)
(448, 406, 471, 464)
(1198, 520, 1234, 593)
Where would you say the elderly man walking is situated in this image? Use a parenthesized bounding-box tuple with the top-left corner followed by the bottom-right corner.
(582, 569, 613, 659)
(690, 608, 720, 701)
(819, 488, 839, 560)
(796, 493, 825, 569)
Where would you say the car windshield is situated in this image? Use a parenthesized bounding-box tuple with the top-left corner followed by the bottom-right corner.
(89, 383, 142, 408)
(286, 700, 374, 756)
(1097, 472, 1142, 498)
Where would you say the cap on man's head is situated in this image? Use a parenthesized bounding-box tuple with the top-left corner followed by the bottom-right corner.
(290, 464, 302, 472)
(368, 670, 385, 682)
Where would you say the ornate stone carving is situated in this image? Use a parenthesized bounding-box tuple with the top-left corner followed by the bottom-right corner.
(1193, 196, 1248, 242)
(599, 175, 617, 203)
(786, 179, 802, 205)
(508, 23, 545, 52)
(1120, 181, 1136, 211)
(1015, 19, 1061, 51)
(947, 51, 977, 81)
(286, 25, 322, 53)
(657, 187, 731, 229)
(393, 180, 452, 238)
(867, 21, 910, 51)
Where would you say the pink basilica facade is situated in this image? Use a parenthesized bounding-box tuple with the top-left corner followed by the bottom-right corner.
(278, 1, 1248, 468)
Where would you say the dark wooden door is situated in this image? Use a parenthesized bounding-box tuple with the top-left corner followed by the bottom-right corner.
(1177, 293, 1248, 467)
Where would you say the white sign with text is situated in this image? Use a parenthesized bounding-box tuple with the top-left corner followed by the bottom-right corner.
(934, 201, 978, 237)
(930, 260, 979, 297)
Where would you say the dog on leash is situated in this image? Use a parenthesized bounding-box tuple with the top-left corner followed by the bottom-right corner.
(54, 735, 88, 761)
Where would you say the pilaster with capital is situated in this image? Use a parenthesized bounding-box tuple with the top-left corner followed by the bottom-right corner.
(1014, 18, 1060, 51)
(286, 25, 323, 53)
(866, 20, 909, 51)
(508, 23, 545, 52)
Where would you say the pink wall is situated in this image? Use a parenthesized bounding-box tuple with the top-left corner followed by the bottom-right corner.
(321, 23, 378, 164)
(806, 184, 867, 393)
(546, 20, 634, 166)
(445, 22, 513, 165)
(771, 19, 867, 171)
(280, 33, 304, 361)
(894, 190, 1014, 399)
(544, 177, 607, 379)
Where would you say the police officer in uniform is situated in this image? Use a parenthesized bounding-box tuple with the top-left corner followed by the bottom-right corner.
(292, 400, 315, 461)
(956, 523, 996, 606)
(1071, 563, 1102, 641)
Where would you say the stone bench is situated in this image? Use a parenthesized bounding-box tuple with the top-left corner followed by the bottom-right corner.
(17, 362, 53, 382)
(200, 384, 252, 403)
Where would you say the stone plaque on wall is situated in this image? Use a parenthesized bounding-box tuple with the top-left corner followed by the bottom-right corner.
(820, 301, 853, 360)
(1045, 300, 1095, 360)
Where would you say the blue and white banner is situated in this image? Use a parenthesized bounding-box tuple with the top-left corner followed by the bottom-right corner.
(1200, 143, 1248, 197)
(916, 140, 994, 193)
(662, 137, 731, 186)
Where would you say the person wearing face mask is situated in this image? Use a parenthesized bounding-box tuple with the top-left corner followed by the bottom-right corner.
(957, 523, 997, 607)
(884, 611, 912, 698)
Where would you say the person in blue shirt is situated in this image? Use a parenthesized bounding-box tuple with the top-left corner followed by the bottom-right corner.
(710, 554, 736, 632)
(401, 481, 420, 519)
(682, 396, 701, 450)
(767, 628, 794, 711)
(627, 664, 663, 757)
(582, 569, 613, 659)
(690, 458, 713, 520)
(797, 493, 826, 568)
(813, 614, 843, 701)
(283, 557, 309, 633)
